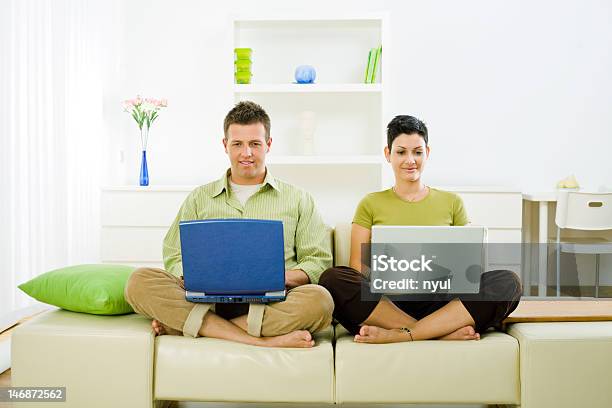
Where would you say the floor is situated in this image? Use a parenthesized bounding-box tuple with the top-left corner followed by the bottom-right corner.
(0, 368, 10, 387)
(175, 404, 491, 408)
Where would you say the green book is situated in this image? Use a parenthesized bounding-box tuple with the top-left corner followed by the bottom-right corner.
(370, 46, 382, 83)
(364, 48, 375, 83)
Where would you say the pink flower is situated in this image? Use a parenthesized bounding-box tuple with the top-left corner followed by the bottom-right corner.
(123, 95, 167, 135)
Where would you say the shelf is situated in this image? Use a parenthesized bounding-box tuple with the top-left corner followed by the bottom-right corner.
(234, 83, 382, 94)
(233, 15, 385, 33)
(267, 155, 383, 165)
(233, 14, 387, 23)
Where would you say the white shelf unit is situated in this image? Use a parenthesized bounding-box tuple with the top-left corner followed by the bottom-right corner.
(234, 83, 382, 93)
(232, 14, 389, 225)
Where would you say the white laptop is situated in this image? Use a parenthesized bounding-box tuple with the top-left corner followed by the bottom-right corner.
(369, 226, 488, 295)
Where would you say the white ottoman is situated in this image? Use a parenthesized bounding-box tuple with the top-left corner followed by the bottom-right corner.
(11, 309, 156, 408)
(153, 325, 335, 403)
(508, 321, 612, 408)
(334, 325, 520, 405)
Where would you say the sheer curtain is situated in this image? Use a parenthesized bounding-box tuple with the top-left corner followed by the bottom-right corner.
(0, 0, 119, 314)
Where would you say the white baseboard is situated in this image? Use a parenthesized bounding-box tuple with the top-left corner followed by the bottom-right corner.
(0, 303, 52, 334)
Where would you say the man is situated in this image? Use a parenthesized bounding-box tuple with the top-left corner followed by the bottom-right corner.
(125, 101, 334, 348)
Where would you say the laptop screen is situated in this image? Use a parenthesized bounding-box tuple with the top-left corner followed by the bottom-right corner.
(179, 219, 285, 294)
(369, 226, 487, 295)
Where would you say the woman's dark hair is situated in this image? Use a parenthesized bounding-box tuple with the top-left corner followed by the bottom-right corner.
(386, 115, 428, 150)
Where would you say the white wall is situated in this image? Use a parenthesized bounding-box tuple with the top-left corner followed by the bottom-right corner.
(104, 0, 612, 192)
(394, 0, 612, 191)
(2, 1, 611, 311)
(100, 0, 612, 289)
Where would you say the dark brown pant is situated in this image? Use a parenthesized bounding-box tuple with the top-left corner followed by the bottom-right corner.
(319, 266, 522, 335)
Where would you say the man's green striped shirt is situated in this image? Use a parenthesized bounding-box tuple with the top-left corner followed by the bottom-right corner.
(163, 170, 333, 284)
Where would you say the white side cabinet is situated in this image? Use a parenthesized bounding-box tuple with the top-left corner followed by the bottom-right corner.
(446, 188, 523, 275)
(100, 186, 193, 268)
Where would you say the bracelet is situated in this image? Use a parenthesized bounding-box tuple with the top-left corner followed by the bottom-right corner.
(398, 327, 414, 341)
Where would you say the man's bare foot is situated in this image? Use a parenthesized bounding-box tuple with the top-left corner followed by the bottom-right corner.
(438, 325, 480, 341)
(151, 319, 181, 336)
(354, 325, 411, 344)
(261, 330, 315, 348)
(152, 319, 166, 336)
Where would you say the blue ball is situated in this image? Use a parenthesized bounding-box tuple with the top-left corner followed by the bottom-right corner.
(295, 65, 316, 84)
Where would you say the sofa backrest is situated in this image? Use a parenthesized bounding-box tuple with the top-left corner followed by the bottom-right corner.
(333, 222, 351, 267)
(100, 189, 523, 277)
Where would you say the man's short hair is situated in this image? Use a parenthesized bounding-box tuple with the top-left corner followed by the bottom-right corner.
(223, 101, 271, 141)
(387, 115, 428, 150)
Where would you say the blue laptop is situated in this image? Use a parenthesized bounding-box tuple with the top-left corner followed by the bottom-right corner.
(179, 219, 286, 303)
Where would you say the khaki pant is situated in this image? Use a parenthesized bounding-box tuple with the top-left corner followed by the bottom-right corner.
(124, 267, 334, 338)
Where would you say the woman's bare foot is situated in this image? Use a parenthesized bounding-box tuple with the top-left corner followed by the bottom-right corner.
(354, 325, 411, 344)
(262, 330, 315, 348)
(438, 325, 480, 341)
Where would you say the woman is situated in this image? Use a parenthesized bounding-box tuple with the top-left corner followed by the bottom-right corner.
(319, 115, 522, 343)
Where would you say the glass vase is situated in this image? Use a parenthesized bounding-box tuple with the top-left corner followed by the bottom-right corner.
(139, 150, 149, 186)
(139, 126, 149, 186)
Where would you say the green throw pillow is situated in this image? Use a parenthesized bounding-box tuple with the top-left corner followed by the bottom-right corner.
(18, 264, 136, 315)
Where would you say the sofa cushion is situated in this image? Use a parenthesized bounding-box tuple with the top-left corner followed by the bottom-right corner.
(18, 264, 135, 315)
(154, 325, 335, 403)
(334, 325, 519, 404)
(333, 222, 352, 267)
(11, 309, 155, 408)
(508, 322, 612, 408)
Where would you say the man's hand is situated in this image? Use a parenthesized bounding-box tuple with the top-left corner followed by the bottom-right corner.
(285, 269, 310, 289)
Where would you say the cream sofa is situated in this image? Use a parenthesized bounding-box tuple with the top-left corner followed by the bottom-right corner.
(11, 224, 612, 408)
